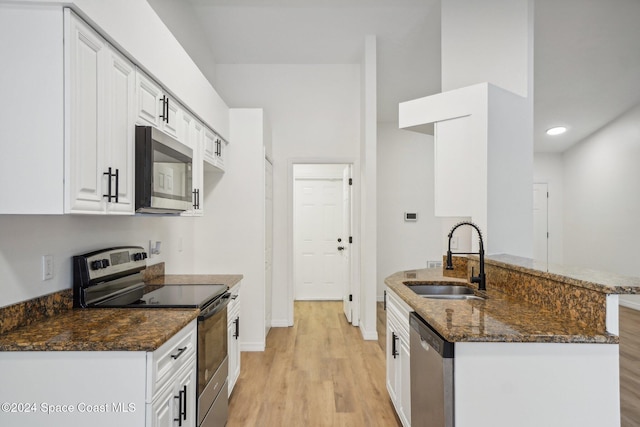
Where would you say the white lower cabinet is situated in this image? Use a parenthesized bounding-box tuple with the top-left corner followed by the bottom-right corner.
(146, 320, 197, 427)
(0, 321, 196, 427)
(148, 359, 196, 427)
(386, 288, 412, 427)
(227, 282, 242, 397)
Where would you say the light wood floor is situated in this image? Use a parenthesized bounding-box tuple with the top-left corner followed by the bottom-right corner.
(620, 306, 640, 427)
(229, 303, 640, 426)
(228, 301, 401, 427)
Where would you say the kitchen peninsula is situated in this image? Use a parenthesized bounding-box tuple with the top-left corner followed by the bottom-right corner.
(385, 254, 636, 427)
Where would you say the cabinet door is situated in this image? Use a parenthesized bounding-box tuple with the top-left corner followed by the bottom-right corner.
(227, 311, 240, 396)
(386, 319, 400, 405)
(176, 360, 197, 427)
(148, 382, 176, 427)
(399, 337, 412, 427)
(65, 12, 107, 213)
(203, 128, 217, 167)
(181, 117, 204, 217)
(215, 138, 227, 171)
(162, 96, 181, 139)
(227, 284, 241, 397)
(191, 120, 204, 216)
(104, 46, 135, 214)
(136, 71, 163, 128)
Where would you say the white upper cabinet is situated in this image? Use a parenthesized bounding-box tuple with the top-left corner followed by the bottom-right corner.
(104, 45, 136, 213)
(136, 71, 182, 140)
(0, 4, 229, 215)
(64, 10, 135, 215)
(203, 128, 227, 172)
(181, 111, 204, 217)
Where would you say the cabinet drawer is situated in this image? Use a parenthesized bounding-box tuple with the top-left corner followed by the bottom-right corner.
(386, 288, 412, 339)
(227, 283, 241, 314)
(147, 320, 197, 399)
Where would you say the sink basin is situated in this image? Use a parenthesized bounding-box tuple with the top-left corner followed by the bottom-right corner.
(408, 284, 475, 296)
(420, 294, 485, 301)
(406, 284, 486, 301)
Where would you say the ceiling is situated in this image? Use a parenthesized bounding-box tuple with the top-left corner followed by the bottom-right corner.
(149, 0, 640, 153)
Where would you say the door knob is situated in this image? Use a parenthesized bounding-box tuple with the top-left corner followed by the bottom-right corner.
(337, 246, 345, 251)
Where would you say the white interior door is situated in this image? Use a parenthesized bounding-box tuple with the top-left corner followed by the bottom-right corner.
(342, 165, 353, 323)
(294, 177, 345, 300)
(533, 183, 549, 265)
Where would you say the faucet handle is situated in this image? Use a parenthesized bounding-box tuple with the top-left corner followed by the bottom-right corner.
(470, 266, 480, 283)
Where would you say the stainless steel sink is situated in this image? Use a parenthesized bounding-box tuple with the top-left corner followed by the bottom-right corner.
(420, 294, 485, 301)
(406, 284, 485, 301)
(408, 284, 475, 296)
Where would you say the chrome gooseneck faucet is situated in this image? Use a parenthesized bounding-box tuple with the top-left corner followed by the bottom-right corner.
(445, 221, 486, 291)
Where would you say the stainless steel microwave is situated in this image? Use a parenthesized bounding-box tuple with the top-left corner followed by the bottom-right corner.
(135, 126, 193, 214)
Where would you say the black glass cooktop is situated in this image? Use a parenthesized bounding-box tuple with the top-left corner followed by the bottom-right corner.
(136, 284, 228, 308)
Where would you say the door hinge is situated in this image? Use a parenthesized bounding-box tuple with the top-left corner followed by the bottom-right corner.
(349, 294, 352, 302)
(547, 191, 549, 198)
(349, 236, 353, 244)
(547, 232, 549, 238)
(348, 178, 352, 185)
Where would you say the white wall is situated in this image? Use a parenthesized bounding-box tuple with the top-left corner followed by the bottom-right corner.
(146, 0, 217, 86)
(533, 152, 564, 265)
(377, 123, 442, 300)
(441, 0, 533, 98)
(0, 215, 199, 308)
(193, 109, 267, 351)
(359, 35, 378, 339)
(563, 103, 640, 309)
(214, 64, 361, 327)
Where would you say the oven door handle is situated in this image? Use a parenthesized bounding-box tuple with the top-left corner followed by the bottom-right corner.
(198, 292, 231, 320)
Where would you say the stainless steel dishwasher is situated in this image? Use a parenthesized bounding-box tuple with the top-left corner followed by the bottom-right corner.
(409, 312, 454, 427)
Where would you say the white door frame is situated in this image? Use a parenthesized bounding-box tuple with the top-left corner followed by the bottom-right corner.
(287, 158, 360, 327)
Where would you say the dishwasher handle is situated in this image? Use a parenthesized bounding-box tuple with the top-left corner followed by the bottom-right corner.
(410, 312, 454, 358)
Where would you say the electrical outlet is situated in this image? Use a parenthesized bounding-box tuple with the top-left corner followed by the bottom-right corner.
(42, 255, 54, 281)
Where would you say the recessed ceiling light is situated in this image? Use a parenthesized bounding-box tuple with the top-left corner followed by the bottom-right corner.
(546, 126, 567, 136)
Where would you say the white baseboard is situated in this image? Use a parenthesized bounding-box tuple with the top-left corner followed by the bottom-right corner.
(620, 296, 640, 311)
(240, 342, 265, 352)
(359, 324, 378, 341)
(270, 318, 291, 327)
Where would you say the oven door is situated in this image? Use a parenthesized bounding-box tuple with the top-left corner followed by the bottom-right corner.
(197, 294, 230, 426)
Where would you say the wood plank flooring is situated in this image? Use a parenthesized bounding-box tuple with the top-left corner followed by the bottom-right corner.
(620, 306, 640, 427)
(229, 302, 640, 426)
(228, 301, 401, 427)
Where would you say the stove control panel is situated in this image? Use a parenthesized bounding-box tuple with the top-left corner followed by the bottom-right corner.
(74, 246, 147, 284)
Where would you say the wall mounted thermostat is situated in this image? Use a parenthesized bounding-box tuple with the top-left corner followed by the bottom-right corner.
(404, 212, 418, 222)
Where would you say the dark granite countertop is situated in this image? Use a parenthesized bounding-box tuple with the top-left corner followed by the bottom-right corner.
(486, 254, 640, 294)
(0, 308, 198, 351)
(0, 273, 243, 352)
(385, 268, 618, 344)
